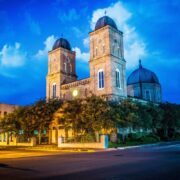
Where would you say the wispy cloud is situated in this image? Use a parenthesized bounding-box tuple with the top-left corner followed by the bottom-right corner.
(58, 8, 79, 22)
(72, 47, 89, 62)
(34, 35, 57, 59)
(25, 12, 41, 35)
(72, 26, 83, 37)
(83, 37, 89, 48)
(0, 42, 27, 67)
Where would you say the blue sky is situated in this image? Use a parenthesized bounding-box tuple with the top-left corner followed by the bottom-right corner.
(0, 0, 179, 105)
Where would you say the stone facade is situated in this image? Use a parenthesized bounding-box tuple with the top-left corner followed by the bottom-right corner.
(46, 17, 127, 101)
(127, 83, 162, 103)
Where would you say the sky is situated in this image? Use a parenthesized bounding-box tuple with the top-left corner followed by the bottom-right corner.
(0, 0, 179, 105)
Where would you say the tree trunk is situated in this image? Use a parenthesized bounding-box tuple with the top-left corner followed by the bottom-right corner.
(38, 129, 41, 145)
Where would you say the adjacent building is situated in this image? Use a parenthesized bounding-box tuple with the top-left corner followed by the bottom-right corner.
(127, 60, 162, 103)
(0, 103, 18, 144)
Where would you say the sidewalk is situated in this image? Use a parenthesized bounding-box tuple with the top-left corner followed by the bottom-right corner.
(108, 141, 180, 151)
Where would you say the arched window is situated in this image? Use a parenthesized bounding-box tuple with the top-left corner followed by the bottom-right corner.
(98, 69, 104, 89)
(102, 45, 105, 54)
(95, 47, 98, 56)
(117, 46, 120, 57)
(115, 69, 121, 88)
(84, 88, 88, 97)
(112, 44, 115, 54)
(145, 90, 151, 101)
(52, 83, 56, 98)
(70, 64, 72, 73)
(64, 62, 67, 72)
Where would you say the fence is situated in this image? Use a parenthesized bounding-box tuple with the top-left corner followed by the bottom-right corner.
(0, 133, 36, 146)
(58, 135, 108, 149)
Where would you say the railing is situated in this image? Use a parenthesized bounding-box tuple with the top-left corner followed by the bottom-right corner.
(58, 135, 108, 149)
(17, 136, 31, 143)
(61, 135, 97, 143)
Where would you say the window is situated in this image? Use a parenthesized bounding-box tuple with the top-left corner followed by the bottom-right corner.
(52, 83, 56, 98)
(70, 64, 72, 73)
(98, 69, 104, 89)
(112, 44, 115, 54)
(85, 88, 88, 97)
(4, 111, 7, 116)
(95, 47, 98, 56)
(115, 69, 121, 88)
(117, 47, 120, 57)
(64, 62, 67, 72)
(145, 90, 151, 101)
(102, 45, 105, 54)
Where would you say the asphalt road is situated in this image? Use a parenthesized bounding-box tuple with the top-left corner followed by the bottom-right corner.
(0, 142, 180, 180)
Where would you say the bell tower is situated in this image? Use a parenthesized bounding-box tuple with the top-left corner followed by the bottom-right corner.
(46, 38, 77, 100)
(89, 16, 127, 100)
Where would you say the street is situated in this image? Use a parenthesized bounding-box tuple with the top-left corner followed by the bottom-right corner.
(0, 142, 180, 180)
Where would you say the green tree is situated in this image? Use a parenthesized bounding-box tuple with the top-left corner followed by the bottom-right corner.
(32, 99, 63, 144)
(113, 99, 138, 143)
(59, 99, 82, 136)
(80, 95, 115, 134)
(160, 102, 180, 138)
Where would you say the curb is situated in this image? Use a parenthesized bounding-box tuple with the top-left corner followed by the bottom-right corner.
(108, 141, 180, 151)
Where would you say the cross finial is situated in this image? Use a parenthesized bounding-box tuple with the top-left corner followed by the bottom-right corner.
(139, 59, 142, 68)
(61, 33, 63, 38)
(104, 10, 107, 16)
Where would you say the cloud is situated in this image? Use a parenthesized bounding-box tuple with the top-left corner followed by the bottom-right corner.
(72, 47, 89, 62)
(72, 26, 83, 37)
(58, 8, 79, 22)
(0, 42, 27, 67)
(83, 37, 90, 48)
(91, 1, 147, 69)
(34, 35, 57, 59)
(25, 13, 41, 35)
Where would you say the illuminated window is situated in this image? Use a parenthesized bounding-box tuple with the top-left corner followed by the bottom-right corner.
(98, 69, 104, 89)
(115, 69, 121, 88)
(52, 83, 56, 98)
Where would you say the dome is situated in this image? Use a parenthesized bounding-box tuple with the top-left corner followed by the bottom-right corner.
(95, 16, 117, 31)
(52, 38, 71, 51)
(127, 60, 160, 85)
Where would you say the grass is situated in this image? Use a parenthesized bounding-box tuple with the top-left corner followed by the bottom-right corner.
(108, 134, 161, 148)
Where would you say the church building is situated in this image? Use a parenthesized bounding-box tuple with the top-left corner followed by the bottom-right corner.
(46, 15, 162, 103)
